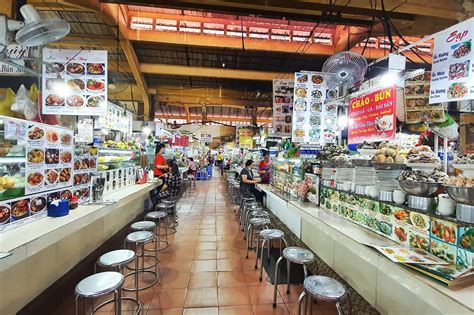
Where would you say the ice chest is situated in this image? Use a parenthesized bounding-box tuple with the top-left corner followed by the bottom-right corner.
(47, 199, 70, 217)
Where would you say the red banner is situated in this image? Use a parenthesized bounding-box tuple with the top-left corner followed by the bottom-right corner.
(348, 86, 397, 144)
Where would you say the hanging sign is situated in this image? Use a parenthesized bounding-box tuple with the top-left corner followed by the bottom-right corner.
(291, 71, 339, 144)
(272, 79, 294, 136)
(430, 18, 474, 104)
(76, 117, 94, 143)
(42, 48, 108, 116)
(348, 86, 397, 144)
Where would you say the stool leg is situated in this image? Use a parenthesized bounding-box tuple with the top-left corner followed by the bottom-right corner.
(135, 256, 139, 300)
(154, 235, 158, 275)
(254, 235, 260, 269)
(286, 260, 292, 294)
(115, 288, 122, 315)
(297, 291, 306, 315)
(259, 239, 267, 282)
(267, 238, 271, 261)
(272, 256, 283, 307)
(303, 264, 309, 279)
(75, 296, 79, 315)
(245, 224, 252, 259)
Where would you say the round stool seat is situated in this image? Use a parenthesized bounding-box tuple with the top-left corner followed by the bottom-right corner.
(131, 221, 156, 231)
(126, 231, 154, 243)
(98, 250, 135, 267)
(155, 203, 171, 210)
(282, 247, 314, 264)
(250, 217, 270, 226)
(162, 199, 175, 205)
(260, 229, 284, 239)
(76, 271, 124, 298)
(303, 276, 346, 301)
(146, 211, 168, 219)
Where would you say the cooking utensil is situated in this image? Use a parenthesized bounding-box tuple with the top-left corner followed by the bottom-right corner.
(444, 185, 474, 206)
(408, 195, 436, 211)
(456, 204, 474, 223)
(378, 190, 393, 202)
(398, 180, 441, 197)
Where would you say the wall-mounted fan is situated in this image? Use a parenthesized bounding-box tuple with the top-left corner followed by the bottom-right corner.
(322, 51, 368, 88)
(0, 4, 70, 46)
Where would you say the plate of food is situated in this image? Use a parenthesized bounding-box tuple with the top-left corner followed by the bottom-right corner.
(408, 231, 430, 251)
(0, 205, 10, 224)
(46, 94, 64, 106)
(86, 79, 105, 91)
(61, 190, 72, 201)
(87, 95, 104, 107)
(45, 169, 59, 185)
(448, 82, 468, 99)
(311, 89, 322, 99)
(27, 149, 45, 164)
(45, 149, 60, 164)
(311, 74, 324, 84)
(82, 158, 89, 169)
(45, 129, 59, 143)
(89, 159, 96, 168)
(296, 73, 308, 83)
(82, 187, 90, 198)
(47, 192, 61, 203)
(11, 200, 29, 219)
(309, 128, 320, 140)
(294, 99, 306, 112)
(59, 168, 71, 183)
(74, 174, 82, 185)
(452, 40, 471, 59)
(74, 159, 81, 170)
(375, 115, 394, 131)
(67, 79, 85, 91)
(293, 128, 305, 138)
(431, 219, 457, 244)
(45, 78, 64, 90)
(409, 212, 429, 231)
(74, 189, 82, 199)
(81, 173, 90, 184)
(295, 88, 307, 98)
(60, 150, 72, 163)
(327, 89, 338, 100)
(45, 62, 65, 73)
(28, 126, 44, 141)
(67, 95, 85, 107)
(61, 133, 72, 145)
(310, 101, 322, 112)
(30, 196, 47, 213)
(66, 63, 85, 74)
(27, 172, 44, 187)
(309, 115, 321, 126)
(87, 63, 105, 75)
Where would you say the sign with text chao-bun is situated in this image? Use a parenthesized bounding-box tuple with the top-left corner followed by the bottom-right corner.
(348, 86, 397, 144)
(430, 18, 474, 104)
(42, 48, 108, 115)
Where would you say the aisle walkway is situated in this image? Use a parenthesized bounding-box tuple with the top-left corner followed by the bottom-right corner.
(55, 171, 337, 314)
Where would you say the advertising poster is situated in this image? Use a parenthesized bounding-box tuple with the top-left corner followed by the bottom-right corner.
(430, 18, 474, 104)
(236, 126, 256, 148)
(42, 48, 108, 115)
(272, 79, 294, 136)
(292, 72, 338, 144)
(348, 86, 397, 144)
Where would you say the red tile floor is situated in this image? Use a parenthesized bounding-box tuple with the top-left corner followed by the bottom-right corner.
(56, 172, 338, 315)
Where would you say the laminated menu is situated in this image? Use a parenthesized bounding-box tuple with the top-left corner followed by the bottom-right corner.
(292, 72, 339, 144)
(42, 48, 108, 116)
(371, 245, 449, 265)
(272, 79, 294, 137)
(72, 146, 98, 204)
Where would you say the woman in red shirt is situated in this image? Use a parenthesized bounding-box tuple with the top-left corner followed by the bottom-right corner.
(258, 154, 271, 184)
(154, 143, 168, 177)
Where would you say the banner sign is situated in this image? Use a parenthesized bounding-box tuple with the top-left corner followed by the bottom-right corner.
(292, 71, 338, 144)
(272, 79, 294, 136)
(430, 18, 474, 103)
(42, 48, 108, 116)
(348, 86, 397, 144)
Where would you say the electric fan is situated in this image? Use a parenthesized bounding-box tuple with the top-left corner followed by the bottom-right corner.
(322, 51, 368, 88)
(0, 4, 70, 46)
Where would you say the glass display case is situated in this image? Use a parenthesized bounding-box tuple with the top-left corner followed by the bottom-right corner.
(97, 147, 140, 171)
(270, 157, 304, 198)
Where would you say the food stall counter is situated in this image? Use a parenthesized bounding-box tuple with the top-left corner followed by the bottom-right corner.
(257, 184, 474, 315)
(0, 181, 159, 315)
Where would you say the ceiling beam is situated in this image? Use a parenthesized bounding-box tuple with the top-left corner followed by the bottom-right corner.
(155, 94, 270, 108)
(184, 105, 190, 123)
(102, 3, 152, 121)
(154, 114, 272, 123)
(48, 35, 120, 49)
(28, 0, 100, 12)
(141, 63, 291, 81)
(1, 0, 16, 18)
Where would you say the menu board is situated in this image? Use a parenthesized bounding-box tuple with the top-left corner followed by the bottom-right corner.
(404, 71, 445, 124)
(72, 146, 98, 204)
(94, 102, 133, 133)
(272, 79, 294, 136)
(348, 86, 397, 144)
(430, 18, 474, 104)
(42, 48, 108, 116)
(292, 72, 338, 144)
(25, 122, 74, 195)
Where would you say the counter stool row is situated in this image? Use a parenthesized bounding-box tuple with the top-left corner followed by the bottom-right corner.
(74, 199, 178, 315)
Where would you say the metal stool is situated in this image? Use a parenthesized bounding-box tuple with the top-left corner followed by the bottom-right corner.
(240, 198, 258, 226)
(297, 276, 350, 315)
(255, 229, 288, 282)
(94, 250, 141, 314)
(244, 206, 267, 233)
(145, 210, 170, 250)
(245, 217, 270, 258)
(124, 231, 160, 290)
(273, 247, 315, 307)
(75, 271, 124, 315)
(162, 199, 178, 232)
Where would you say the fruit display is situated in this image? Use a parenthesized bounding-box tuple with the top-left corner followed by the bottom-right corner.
(102, 140, 141, 150)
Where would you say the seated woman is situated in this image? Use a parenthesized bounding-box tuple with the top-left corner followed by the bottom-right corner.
(154, 158, 182, 202)
(239, 159, 261, 199)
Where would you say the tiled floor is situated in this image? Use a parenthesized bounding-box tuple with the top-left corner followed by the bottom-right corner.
(55, 171, 338, 315)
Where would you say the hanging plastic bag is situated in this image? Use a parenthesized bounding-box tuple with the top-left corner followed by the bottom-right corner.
(431, 113, 459, 140)
(0, 88, 17, 117)
(11, 85, 38, 119)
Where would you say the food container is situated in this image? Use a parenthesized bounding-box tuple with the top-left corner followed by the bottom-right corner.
(456, 204, 474, 223)
(47, 199, 69, 217)
(336, 183, 344, 190)
(398, 180, 442, 197)
(355, 185, 366, 195)
(408, 195, 436, 212)
(379, 190, 393, 202)
(444, 186, 474, 206)
(373, 163, 406, 170)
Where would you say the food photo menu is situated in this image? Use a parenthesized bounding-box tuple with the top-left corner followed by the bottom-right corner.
(292, 71, 339, 144)
(42, 48, 108, 116)
(272, 79, 294, 137)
